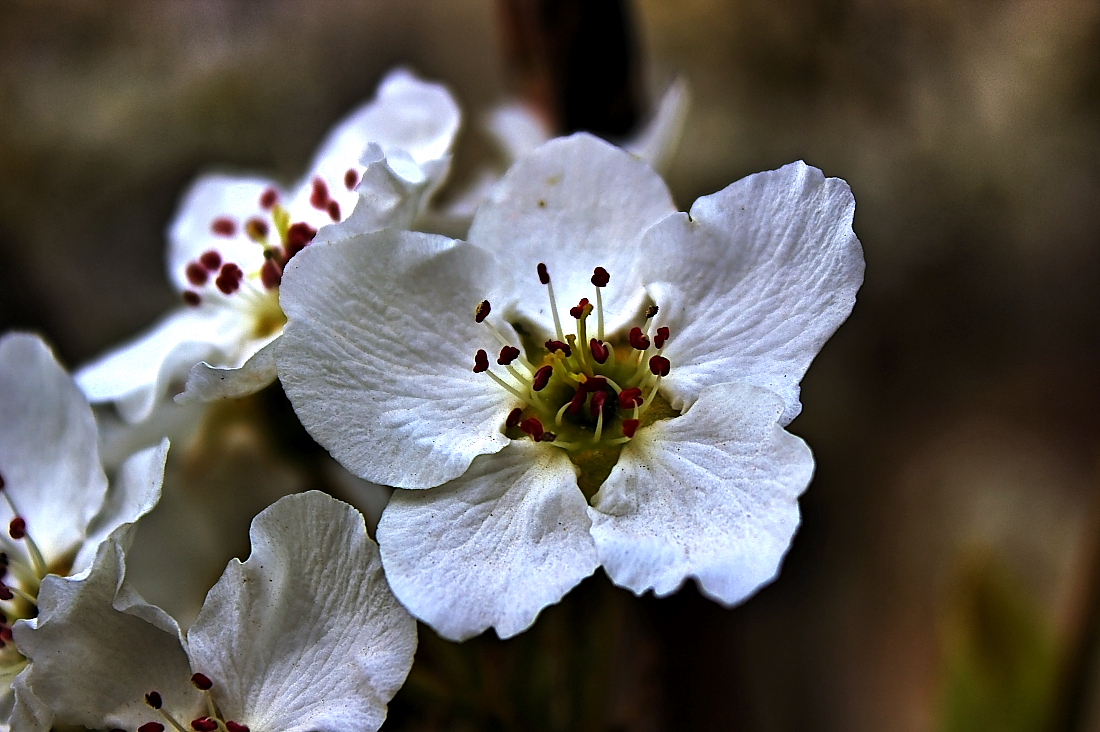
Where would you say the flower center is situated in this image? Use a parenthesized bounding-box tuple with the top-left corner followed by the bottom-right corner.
(471, 264, 675, 463)
(180, 184, 343, 340)
(140, 673, 250, 732)
(0, 472, 67, 686)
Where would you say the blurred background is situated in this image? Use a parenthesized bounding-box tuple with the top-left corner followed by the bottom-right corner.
(2, 1, 1099, 730)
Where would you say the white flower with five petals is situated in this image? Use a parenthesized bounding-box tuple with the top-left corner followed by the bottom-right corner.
(77, 69, 461, 423)
(276, 133, 864, 640)
(13, 491, 416, 732)
(0, 333, 167, 729)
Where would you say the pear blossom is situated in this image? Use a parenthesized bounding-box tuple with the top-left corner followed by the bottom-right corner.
(0, 333, 167, 727)
(13, 491, 416, 732)
(77, 68, 461, 423)
(276, 133, 864, 640)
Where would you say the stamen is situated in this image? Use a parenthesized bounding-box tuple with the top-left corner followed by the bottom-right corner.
(629, 327, 650, 351)
(569, 298, 590, 320)
(591, 267, 609, 340)
(618, 387, 643, 410)
(326, 200, 341, 222)
(646, 305, 659, 319)
(260, 260, 282, 290)
(621, 419, 640, 438)
(589, 391, 607, 417)
(199, 250, 222, 271)
(285, 223, 317, 258)
(146, 692, 163, 709)
(649, 355, 671, 377)
(344, 168, 360, 190)
(211, 218, 236, 237)
(590, 267, 610, 288)
(497, 346, 520, 365)
(309, 178, 330, 210)
(1, 489, 47, 578)
(520, 418, 545, 441)
(654, 326, 670, 349)
(537, 263, 566, 342)
(139, 724, 165, 732)
(191, 718, 218, 732)
(532, 365, 553, 391)
(215, 264, 243, 296)
(183, 291, 202, 307)
(590, 339, 609, 364)
(259, 188, 279, 210)
(506, 408, 523, 429)
(191, 673, 213, 690)
(472, 350, 489, 373)
(545, 340, 571, 357)
(185, 263, 208, 287)
(225, 722, 250, 732)
(474, 300, 491, 323)
(8, 519, 24, 541)
(245, 218, 269, 242)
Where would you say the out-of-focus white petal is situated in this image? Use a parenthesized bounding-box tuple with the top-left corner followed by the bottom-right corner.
(641, 161, 864, 424)
(624, 77, 691, 174)
(72, 439, 168, 576)
(187, 492, 416, 732)
(175, 338, 279, 405)
(14, 535, 199, 732)
(76, 306, 250, 423)
(0, 334, 106, 563)
(589, 383, 813, 604)
(468, 133, 677, 335)
(485, 101, 552, 163)
(277, 230, 514, 488)
(378, 442, 597, 641)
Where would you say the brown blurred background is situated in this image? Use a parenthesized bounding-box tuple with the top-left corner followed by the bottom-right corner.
(2, 1, 1099, 731)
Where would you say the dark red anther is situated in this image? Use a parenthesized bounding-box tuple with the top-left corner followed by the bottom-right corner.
(646, 305, 659, 319)
(506, 408, 523, 429)
(0, 626, 13, 643)
(629, 327, 650, 350)
(498, 346, 520, 365)
(8, 518, 25, 540)
(537, 431, 557, 443)
(145, 691, 163, 709)
(544, 340, 571, 357)
(649, 355, 671, 377)
(191, 673, 213, 690)
(0, 552, 7, 565)
(185, 262, 208, 287)
(472, 350, 489, 373)
(191, 718, 219, 732)
(622, 419, 640, 438)
(211, 217, 236, 237)
(260, 259, 282, 290)
(285, 222, 317, 259)
(519, 418, 545, 440)
(309, 177, 330, 209)
(590, 391, 607, 417)
(199, 250, 222, 271)
(259, 187, 279, 210)
(654, 327, 670, 349)
(326, 200, 341, 222)
(183, 291, 202, 307)
(225, 722, 250, 732)
(0, 474, 4, 489)
(215, 263, 243, 295)
(569, 298, 590, 319)
(139, 723, 165, 732)
(0, 609, 7, 623)
(589, 339, 609, 364)
(245, 217, 269, 240)
(0, 585, 12, 601)
(344, 168, 360, 190)
(537, 263, 550, 284)
(618, 387, 644, 410)
(567, 388, 586, 414)
(591, 267, 610, 287)
(474, 300, 491, 323)
(582, 376, 606, 392)
(532, 365, 553, 391)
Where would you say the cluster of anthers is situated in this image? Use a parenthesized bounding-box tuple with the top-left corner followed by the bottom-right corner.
(473, 264, 671, 451)
(0, 473, 51, 683)
(138, 674, 248, 732)
(178, 171, 361, 339)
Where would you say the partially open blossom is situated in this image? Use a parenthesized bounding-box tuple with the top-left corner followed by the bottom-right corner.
(13, 492, 416, 732)
(0, 333, 167, 727)
(277, 133, 864, 640)
(76, 68, 461, 423)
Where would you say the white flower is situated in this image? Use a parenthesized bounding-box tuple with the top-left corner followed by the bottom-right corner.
(276, 133, 864, 640)
(13, 491, 416, 732)
(0, 333, 167, 728)
(76, 68, 461, 423)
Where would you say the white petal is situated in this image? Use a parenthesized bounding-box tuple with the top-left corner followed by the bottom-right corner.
(589, 383, 813, 605)
(641, 161, 864, 424)
(468, 133, 677, 334)
(187, 492, 416, 732)
(277, 230, 514, 488)
(71, 439, 168, 575)
(624, 76, 691, 174)
(485, 101, 552, 163)
(13, 534, 200, 732)
(0, 334, 106, 564)
(175, 338, 279, 405)
(76, 306, 250, 423)
(167, 174, 279, 292)
(288, 68, 460, 232)
(377, 441, 598, 641)
(9, 674, 53, 732)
